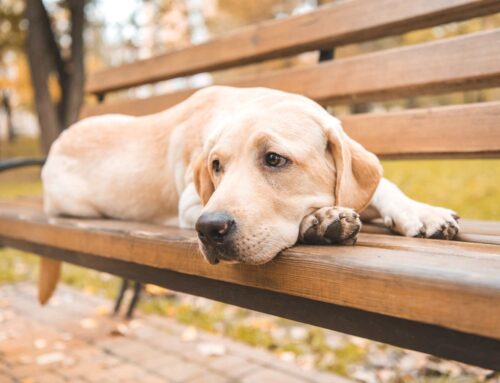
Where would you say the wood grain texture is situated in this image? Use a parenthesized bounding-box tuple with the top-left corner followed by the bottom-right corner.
(85, 0, 500, 94)
(3, 238, 499, 370)
(0, 201, 498, 340)
(341, 102, 500, 158)
(363, 221, 500, 246)
(81, 29, 500, 121)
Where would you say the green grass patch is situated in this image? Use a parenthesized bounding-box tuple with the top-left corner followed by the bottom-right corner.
(383, 159, 499, 220)
(0, 178, 42, 199)
(0, 136, 42, 200)
(0, 136, 42, 158)
(330, 343, 366, 376)
(227, 324, 275, 348)
(0, 249, 39, 284)
(59, 264, 120, 299)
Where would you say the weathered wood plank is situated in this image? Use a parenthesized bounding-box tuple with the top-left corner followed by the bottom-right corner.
(81, 30, 500, 122)
(231, 29, 500, 104)
(85, 0, 500, 94)
(363, 221, 500, 246)
(81, 88, 194, 118)
(342, 101, 500, 158)
(2, 238, 499, 370)
(0, 202, 498, 340)
(5, 198, 499, 244)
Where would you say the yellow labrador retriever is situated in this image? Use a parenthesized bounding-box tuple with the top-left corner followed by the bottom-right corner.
(40, 86, 459, 303)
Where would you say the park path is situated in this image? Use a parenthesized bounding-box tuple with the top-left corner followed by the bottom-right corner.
(0, 283, 350, 383)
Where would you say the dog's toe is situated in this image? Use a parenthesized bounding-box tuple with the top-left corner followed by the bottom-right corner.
(300, 207, 361, 245)
(387, 204, 459, 240)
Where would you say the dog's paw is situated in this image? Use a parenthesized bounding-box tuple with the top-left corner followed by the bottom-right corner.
(383, 203, 459, 239)
(299, 207, 361, 245)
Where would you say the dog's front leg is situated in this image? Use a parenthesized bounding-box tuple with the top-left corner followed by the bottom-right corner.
(178, 183, 203, 229)
(366, 178, 459, 239)
(299, 207, 361, 245)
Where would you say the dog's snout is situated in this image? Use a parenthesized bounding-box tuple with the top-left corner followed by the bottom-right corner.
(196, 212, 236, 244)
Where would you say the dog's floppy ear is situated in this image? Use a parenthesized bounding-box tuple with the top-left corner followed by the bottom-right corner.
(193, 152, 215, 205)
(326, 119, 383, 212)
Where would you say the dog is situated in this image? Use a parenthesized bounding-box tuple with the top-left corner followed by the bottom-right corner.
(39, 86, 459, 303)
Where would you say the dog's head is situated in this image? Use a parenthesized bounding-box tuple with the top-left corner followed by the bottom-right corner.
(192, 89, 382, 265)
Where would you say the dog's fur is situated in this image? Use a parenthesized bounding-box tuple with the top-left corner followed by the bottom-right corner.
(40, 86, 459, 303)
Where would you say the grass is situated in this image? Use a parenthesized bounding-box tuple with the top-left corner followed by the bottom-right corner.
(0, 136, 43, 199)
(383, 159, 500, 220)
(0, 136, 498, 380)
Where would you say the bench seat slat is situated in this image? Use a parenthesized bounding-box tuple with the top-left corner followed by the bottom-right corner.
(362, 223, 500, 247)
(85, 0, 500, 94)
(0, 201, 498, 340)
(0, 201, 500, 246)
(82, 29, 500, 120)
(5, 198, 500, 243)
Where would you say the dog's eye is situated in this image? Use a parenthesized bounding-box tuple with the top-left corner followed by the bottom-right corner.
(264, 152, 288, 168)
(212, 159, 221, 173)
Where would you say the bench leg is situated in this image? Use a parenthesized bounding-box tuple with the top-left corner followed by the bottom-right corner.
(113, 278, 129, 315)
(126, 282, 142, 319)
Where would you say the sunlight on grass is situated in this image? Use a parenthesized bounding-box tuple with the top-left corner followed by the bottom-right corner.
(0, 249, 39, 283)
(0, 137, 43, 200)
(0, 179, 42, 199)
(0, 136, 42, 158)
(383, 159, 500, 220)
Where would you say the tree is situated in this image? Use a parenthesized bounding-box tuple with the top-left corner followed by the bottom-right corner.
(25, 0, 86, 153)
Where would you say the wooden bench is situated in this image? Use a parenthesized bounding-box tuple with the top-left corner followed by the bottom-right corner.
(1, 0, 499, 370)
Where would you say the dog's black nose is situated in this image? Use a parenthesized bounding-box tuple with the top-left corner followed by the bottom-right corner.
(196, 212, 236, 244)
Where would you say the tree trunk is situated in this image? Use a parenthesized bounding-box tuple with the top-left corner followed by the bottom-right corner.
(26, 0, 62, 152)
(60, 0, 85, 129)
(25, 0, 86, 154)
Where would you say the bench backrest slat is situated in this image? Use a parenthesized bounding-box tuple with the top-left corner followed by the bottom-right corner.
(83, 101, 500, 159)
(343, 101, 500, 158)
(82, 30, 500, 113)
(83, 1, 500, 160)
(85, 0, 500, 95)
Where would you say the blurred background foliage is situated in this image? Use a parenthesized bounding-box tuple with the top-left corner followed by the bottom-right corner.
(0, 1, 499, 381)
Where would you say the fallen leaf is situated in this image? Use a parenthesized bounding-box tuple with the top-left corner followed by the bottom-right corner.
(34, 338, 47, 349)
(36, 352, 65, 365)
(110, 323, 129, 337)
(181, 326, 198, 342)
(278, 351, 295, 363)
(197, 342, 226, 357)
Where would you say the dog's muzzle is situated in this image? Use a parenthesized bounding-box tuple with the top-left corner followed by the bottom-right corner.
(195, 212, 237, 264)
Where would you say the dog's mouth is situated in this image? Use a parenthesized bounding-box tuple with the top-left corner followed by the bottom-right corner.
(198, 239, 289, 266)
(199, 243, 239, 265)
